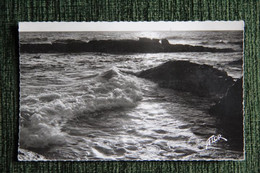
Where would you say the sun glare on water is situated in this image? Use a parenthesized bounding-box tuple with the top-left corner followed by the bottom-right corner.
(136, 32, 161, 39)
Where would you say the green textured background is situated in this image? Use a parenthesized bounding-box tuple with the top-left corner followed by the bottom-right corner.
(0, 0, 259, 172)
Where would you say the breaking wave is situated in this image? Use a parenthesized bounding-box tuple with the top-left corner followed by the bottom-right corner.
(19, 67, 143, 149)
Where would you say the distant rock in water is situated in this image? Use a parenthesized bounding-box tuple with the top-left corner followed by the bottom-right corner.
(228, 59, 243, 66)
(20, 38, 236, 54)
(209, 78, 243, 151)
(137, 60, 234, 98)
(53, 39, 86, 44)
(18, 148, 46, 161)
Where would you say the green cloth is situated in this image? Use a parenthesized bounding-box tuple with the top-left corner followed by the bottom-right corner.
(0, 0, 259, 172)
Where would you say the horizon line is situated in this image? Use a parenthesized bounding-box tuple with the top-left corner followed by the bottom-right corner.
(19, 21, 244, 32)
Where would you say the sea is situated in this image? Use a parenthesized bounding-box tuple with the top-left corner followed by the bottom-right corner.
(19, 31, 243, 160)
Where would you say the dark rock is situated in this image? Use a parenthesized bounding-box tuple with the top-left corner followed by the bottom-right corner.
(53, 39, 86, 44)
(209, 78, 243, 151)
(138, 60, 234, 98)
(228, 59, 243, 66)
(209, 78, 243, 116)
(20, 38, 236, 54)
(229, 41, 243, 48)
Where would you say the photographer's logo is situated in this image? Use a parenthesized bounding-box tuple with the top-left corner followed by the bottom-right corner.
(206, 134, 227, 149)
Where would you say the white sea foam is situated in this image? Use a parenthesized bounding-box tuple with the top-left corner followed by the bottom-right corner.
(19, 67, 143, 148)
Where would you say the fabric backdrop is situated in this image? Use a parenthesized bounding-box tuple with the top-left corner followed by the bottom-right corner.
(0, 0, 259, 172)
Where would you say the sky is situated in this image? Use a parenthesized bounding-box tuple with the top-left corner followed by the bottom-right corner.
(19, 21, 244, 32)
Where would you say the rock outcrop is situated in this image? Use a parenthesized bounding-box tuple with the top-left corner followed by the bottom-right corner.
(138, 61, 243, 151)
(20, 38, 236, 54)
(137, 60, 234, 99)
(209, 78, 243, 151)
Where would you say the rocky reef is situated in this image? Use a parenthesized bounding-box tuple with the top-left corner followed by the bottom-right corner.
(20, 38, 236, 54)
(209, 78, 243, 151)
(137, 60, 234, 99)
(138, 61, 243, 151)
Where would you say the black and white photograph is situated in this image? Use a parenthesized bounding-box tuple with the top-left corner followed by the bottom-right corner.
(18, 22, 244, 161)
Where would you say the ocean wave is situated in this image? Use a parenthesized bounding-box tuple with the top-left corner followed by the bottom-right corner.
(19, 67, 143, 149)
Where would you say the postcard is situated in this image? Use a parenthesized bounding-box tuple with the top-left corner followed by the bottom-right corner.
(18, 21, 244, 161)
